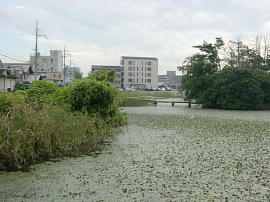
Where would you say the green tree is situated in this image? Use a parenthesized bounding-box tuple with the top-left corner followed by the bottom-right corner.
(178, 37, 224, 102)
(211, 67, 265, 109)
(74, 71, 83, 80)
(89, 70, 115, 83)
(224, 39, 264, 70)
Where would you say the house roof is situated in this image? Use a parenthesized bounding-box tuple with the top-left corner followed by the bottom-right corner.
(4, 63, 33, 73)
(0, 68, 16, 79)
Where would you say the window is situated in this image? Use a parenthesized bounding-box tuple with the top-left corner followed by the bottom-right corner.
(147, 61, 152, 65)
(147, 73, 151, 77)
(147, 79, 151, 83)
(147, 67, 151, 71)
(128, 79, 132, 82)
(128, 67, 133, 71)
(137, 73, 138, 77)
(128, 72, 132, 76)
(141, 73, 144, 76)
(137, 67, 138, 71)
(136, 79, 138, 83)
(128, 61, 133, 65)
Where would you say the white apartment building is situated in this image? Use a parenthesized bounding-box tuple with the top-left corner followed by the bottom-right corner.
(121, 56, 158, 89)
(30, 50, 63, 73)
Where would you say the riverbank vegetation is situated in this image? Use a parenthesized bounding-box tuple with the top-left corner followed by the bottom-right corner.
(0, 72, 126, 171)
(179, 36, 270, 110)
(118, 91, 181, 107)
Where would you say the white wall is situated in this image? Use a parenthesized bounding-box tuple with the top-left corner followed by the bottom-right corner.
(0, 78, 16, 92)
(30, 50, 63, 73)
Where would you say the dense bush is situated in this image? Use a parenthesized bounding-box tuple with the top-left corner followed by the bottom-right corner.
(69, 79, 117, 117)
(183, 67, 270, 110)
(0, 75, 126, 171)
(210, 67, 266, 109)
(52, 79, 119, 117)
(26, 80, 59, 105)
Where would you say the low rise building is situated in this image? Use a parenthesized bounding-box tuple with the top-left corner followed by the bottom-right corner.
(91, 65, 122, 88)
(3, 63, 36, 83)
(121, 56, 158, 89)
(30, 50, 63, 73)
(0, 61, 16, 92)
(158, 71, 181, 89)
(45, 72, 64, 85)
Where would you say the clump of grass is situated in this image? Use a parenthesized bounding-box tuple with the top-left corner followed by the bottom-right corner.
(0, 103, 124, 171)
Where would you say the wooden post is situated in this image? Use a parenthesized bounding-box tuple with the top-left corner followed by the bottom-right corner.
(172, 102, 175, 107)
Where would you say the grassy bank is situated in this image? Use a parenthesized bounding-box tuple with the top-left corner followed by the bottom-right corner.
(0, 76, 126, 171)
(118, 97, 150, 107)
(119, 91, 181, 98)
(118, 91, 182, 107)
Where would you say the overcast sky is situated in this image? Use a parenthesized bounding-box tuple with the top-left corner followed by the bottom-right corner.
(1, 0, 270, 75)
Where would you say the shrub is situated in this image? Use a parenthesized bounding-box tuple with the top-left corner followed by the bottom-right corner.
(26, 80, 59, 105)
(67, 79, 118, 117)
(207, 67, 267, 109)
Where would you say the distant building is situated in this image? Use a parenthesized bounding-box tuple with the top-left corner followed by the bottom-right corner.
(30, 50, 63, 73)
(158, 71, 181, 89)
(3, 63, 36, 83)
(64, 66, 81, 85)
(91, 65, 122, 88)
(0, 60, 16, 92)
(120, 56, 158, 89)
(45, 72, 64, 85)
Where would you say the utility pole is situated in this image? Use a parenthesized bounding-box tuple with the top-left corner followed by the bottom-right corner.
(63, 47, 71, 85)
(34, 21, 47, 80)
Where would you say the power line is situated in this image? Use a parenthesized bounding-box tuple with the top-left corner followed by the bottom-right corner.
(0, 53, 28, 63)
(0, 50, 28, 61)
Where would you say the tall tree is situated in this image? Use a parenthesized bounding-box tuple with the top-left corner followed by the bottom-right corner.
(178, 37, 224, 102)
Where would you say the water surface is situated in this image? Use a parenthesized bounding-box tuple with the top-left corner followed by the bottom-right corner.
(1, 105, 270, 201)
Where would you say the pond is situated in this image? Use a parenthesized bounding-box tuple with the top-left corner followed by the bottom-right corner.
(1, 104, 270, 201)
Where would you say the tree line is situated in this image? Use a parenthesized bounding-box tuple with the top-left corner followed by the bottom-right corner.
(179, 36, 270, 110)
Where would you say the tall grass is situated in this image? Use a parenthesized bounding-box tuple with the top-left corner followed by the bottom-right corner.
(0, 103, 125, 171)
